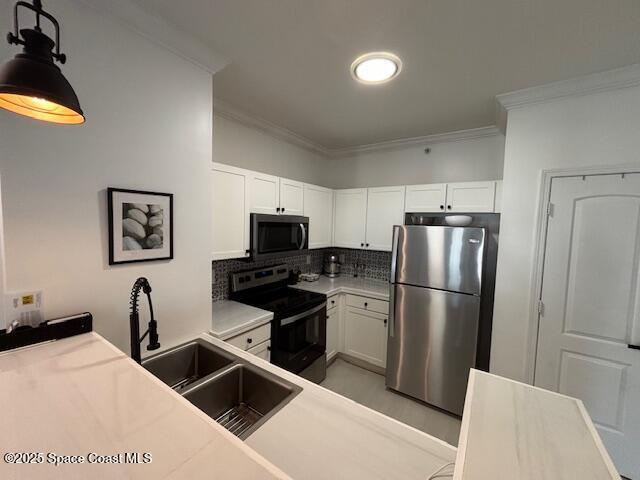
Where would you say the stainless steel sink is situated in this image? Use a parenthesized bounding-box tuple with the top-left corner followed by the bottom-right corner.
(142, 339, 235, 392)
(182, 363, 301, 439)
(142, 339, 302, 439)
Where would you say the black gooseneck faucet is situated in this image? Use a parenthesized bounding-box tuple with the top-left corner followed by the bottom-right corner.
(129, 277, 160, 363)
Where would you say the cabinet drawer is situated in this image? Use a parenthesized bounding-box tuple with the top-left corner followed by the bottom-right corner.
(345, 294, 389, 315)
(227, 323, 271, 351)
(247, 339, 271, 361)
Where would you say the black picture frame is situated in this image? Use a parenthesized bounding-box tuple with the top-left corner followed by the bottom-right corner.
(108, 187, 174, 265)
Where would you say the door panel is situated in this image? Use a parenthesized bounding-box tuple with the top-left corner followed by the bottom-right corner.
(212, 164, 249, 260)
(250, 172, 279, 214)
(404, 183, 447, 212)
(386, 284, 480, 415)
(333, 188, 367, 249)
(446, 181, 495, 212)
(394, 225, 485, 295)
(365, 186, 405, 251)
(280, 178, 304, 215)
(303, 184, 333, 249)
(535, 173, 640, 479)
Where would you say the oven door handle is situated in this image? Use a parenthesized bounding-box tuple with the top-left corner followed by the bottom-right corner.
(280, 302, 326, 327)
(298, 223, 307, 250)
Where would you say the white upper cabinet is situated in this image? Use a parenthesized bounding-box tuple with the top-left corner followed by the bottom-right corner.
(212, 163, 250, 260)
(279, 178, 304, 215)
(333, 188, 368, 249)
(446, 181, 496, 212)
(365, 186, 405, 251)
(405, 183, 447, 212)
(249, 172, 280, 214)
(304, 183, 334, 249)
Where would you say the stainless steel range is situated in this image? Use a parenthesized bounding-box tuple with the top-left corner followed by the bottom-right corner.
(230, 265, 327, 383)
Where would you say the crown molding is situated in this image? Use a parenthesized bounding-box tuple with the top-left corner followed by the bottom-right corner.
(213, 100, 331, 157)
(330, 126, 502, 158)
(74, 0, 229, 74)
(214, 100, 501, 159)
(496, 63, 640, 111)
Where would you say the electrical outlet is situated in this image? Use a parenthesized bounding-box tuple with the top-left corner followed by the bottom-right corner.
(306, 255, 311, 265)
(5, 290, 44, 328)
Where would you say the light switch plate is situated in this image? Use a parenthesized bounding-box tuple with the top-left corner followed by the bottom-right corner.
(5, 290, 44, 328)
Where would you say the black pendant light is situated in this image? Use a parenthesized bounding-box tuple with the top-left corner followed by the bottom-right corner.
(0, 0, 84, 124)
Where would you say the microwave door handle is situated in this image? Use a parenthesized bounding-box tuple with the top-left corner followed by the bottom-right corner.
(299, 223, 307, 249)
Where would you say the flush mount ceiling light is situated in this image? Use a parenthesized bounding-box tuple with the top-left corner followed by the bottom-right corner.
(0, 0, 84, 124)
(350, 52, 402, 85)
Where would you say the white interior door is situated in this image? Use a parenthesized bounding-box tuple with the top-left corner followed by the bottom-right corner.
(535, 173, 640, 479)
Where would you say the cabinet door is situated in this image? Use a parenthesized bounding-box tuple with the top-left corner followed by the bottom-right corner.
(404, 184, 447, 212)
(279, 178, 304, 215)
(212, 164, 250, 260)
(303, 183, 333, 249)
(344, 307, 387, 368)
(249, 172, 280, 214)
(494, 180, 503, 213)
(333, 188, 368, 249)
(446, 181, 496, 212)
(247, 340, 271, 362)
(365, 186, 405, 251)
(326, 307, 340, 362)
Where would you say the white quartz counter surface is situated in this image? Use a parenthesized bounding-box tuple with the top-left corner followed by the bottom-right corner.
(201, 333, 457, 480)
(0, 332, 288, 480)
(211, 299, 273, 340)
(291, 276, 390, 301)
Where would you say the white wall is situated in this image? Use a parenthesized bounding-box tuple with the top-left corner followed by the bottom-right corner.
(0, 0, 213, 353)
(324, 134, 505, 189)
(491, 84, 640, 382)
(213, 113, 330, 186)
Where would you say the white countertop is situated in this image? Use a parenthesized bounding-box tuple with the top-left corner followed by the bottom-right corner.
(454, 370, 620, 480)
(291, 275, 390, 301)
(211, 299, 273, 340)
(201, 333, 457, 480)
(0, 332, 289, 480)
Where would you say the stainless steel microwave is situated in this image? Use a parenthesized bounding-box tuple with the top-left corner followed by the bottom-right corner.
(250, 214, 309, 260)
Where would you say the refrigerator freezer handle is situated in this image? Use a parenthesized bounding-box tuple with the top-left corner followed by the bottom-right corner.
(390, 226, 399, 283)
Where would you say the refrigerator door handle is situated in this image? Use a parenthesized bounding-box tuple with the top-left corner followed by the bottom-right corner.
(390, 226, 399, 283)
(388, 287, 395, 338)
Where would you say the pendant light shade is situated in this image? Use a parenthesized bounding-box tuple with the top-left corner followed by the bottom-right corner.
(0, 1, 84, 124)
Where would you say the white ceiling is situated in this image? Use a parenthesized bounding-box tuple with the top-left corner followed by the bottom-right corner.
(132, 0, 640, 149)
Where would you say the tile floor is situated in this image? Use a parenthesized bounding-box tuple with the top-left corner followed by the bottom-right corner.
(321, 358, 461, 446)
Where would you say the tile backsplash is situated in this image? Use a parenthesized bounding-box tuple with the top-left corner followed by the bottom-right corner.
(212, 248, 391, 301)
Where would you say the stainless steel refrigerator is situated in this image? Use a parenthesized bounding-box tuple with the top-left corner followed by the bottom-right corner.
(386, 225, 486, 416)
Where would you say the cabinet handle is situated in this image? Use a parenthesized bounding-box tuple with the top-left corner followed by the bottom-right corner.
(629, 344, 640, 350)
(267, 346, 271, 351)
(331, 300, 335, 305)
(360, 243, 364, 247)
(439, 205, 444, 210)
(366, 243, 369, 247)
(282, 207, 285, 212)
(364, 302, 368, 308)
(384, 319, 387, 326)
(447, 205, 452, 210)
(247, 338, 253, 344)
(276, 207, 280, 212)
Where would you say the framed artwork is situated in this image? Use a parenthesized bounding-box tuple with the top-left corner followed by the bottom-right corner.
(108, 188, 173, 265)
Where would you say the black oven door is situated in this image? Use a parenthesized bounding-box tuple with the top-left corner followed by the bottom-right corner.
(271, 302, 326, 374)
(251, 214, 309, 260)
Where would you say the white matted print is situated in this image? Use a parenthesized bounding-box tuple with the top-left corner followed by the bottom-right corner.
(108, 188, 173, 265)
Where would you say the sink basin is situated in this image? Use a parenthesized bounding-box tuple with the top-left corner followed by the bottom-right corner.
(183, 363, 302, 439)
(142, 339, 235, 392)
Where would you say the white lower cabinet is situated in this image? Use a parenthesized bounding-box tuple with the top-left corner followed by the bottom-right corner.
(343, 306, 388, 369)
(227, 323, 271, 351)
(247, 339, 271, 362)
(326, 295, 341, 362)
